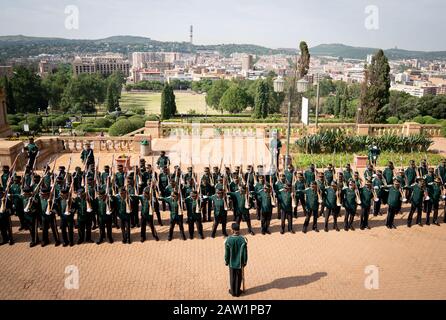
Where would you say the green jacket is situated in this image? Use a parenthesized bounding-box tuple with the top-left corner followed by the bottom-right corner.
(256, 190, 273, 213)
(156, 156, 170, 168)
(343, 188, 357, 210)
(343, 170, 353, 182)
(405, 167, 417, 185)
(409, 184, 423, 205)
(387, 187, 402, 208)
(360, 187, 373, 208)
(324, 170, 334, 185)
(383, 167, 394, 185)
(304, 170, 315, 187)
(161, 196, 182, 221)
(185, 196, 201, 221)
(278, 189, 292, 212)
(211, 195, 227, 217)
(324, 187, 338, 209)
(227, 191, 249, 216)
(304, 188, 319, 211)
(225, 235, 248, 269)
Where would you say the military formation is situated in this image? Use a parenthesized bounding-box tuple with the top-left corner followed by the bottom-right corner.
(0, 137, 446, 247)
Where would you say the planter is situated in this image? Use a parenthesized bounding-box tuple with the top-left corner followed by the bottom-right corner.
(116, 156, 132, 171)
(140, 140, 151, 157)
(354, 154, 368, 168)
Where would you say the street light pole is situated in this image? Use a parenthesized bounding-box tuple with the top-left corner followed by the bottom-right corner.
(286, 90, 292, 164)
(315, 74, 320, 128)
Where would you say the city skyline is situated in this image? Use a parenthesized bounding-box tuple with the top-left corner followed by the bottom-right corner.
(1, 0, 446, 52)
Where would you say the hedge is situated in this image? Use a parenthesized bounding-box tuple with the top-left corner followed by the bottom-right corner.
(294, 131, 433, 154)
(93, 118, 112, 128)
(108, 119, 140, 136)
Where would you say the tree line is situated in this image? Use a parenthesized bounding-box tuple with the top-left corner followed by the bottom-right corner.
(1, 64, 126, 115)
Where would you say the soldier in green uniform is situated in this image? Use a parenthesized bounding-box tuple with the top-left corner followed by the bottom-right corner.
(304, 164, 316, 187)
(100, 165, 110, 186)
(74, 189, 94, 244)
(324, 181, 341, 232)
(343, 164, 353, 183)
(1, 166, 10, 190)
(211, 189, 228, 237)
(274, 173, 286, 220)
(184, 190, 204, 239)
(316, 172, 326, 217)
(372, 171, 385, 216)
(368, 145, 380, 167)
(303, 182, 320, 233)
(55, 188, 76, 246)
(253, 174, 265, 220)
(25, 137, 39, 169)
(80, 142, 95, 168)
(383, 162, 395, 186)
(114, 187, 132, 243)
(364, 164, 375, 182)
(435, 159, 446, 185)
(125, 175, 140, 228)
(10, 175, 26, 230)
(72, 167, 83, 191)
(386, 180, 402, 229)
(426, 177, 442, 226)
(21, 186, 40, 247)
(352, 172, 362, 189)
(418, 160, 428, 177)
(23, 165, 33, 189)
(138, 187, 159, 242)
(256, 184, 274, 235)
(227, 185, 255, 236)
(284, 163, 294, 184)
(0, 187, 14, 245)
(423, 167, 435, 214)
(39, 187, 61, 247)
(343, 181, 358, 231)
(324, 164, 335, 186)
(200, 174, 214, 222)
(359, 180, 373, 230)
(407, 178, 425, 228)
(96, 189, 114, 244)
(158, 166, 170, 211)
(86, 176, 98, 230)
(293, 172, 306, 218)
(225, 223, 248, 297)
(278, 184, 295, 234)
(160, 191, 187, 241)
(156, 151, 170, 169)
(114, 164, 126, 192)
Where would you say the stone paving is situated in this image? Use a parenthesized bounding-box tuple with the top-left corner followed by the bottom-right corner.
(0, 205, 445, 300)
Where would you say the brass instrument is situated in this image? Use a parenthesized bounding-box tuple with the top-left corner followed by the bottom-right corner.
(424, 186, 430, 201)
(291, 173, 297, 209)
(355, 187, 362, 205)
(335, 184, 342, 207)
(372, 186, 380, 202)
(400, 187, 407, 203)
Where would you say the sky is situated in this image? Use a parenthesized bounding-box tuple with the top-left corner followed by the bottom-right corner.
(0, 0, 445, 51)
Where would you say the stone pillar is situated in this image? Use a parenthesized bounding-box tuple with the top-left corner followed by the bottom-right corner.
(403, 122, 422, 136)
(145, 121, 161, 138)
(0, 88, 13, 138)
(356, 124, 370, 136)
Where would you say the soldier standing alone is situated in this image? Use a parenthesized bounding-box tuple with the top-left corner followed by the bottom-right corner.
(225, 223, 248, 297)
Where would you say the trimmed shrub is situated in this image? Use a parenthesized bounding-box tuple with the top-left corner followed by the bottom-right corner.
(18, 115, 42, 133)
(108, 119, 139, 136)
(412, 116, 425, 124)
(146, 114, 159, 121)
(422, 115, 438, 124)
(7, 115, 21, 125)
(94, 118, 112, 128)
(116, 115, 128, 122)
(386, 116, 399, 124)
(10, 125, 22, 133)
(128, 115, 145, 129)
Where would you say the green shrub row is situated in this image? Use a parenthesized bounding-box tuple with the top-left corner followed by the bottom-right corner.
(294, 131, 433, 154)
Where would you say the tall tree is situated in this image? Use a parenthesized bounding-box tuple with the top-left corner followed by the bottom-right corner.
(161, 84, 176, 119)
(10, 66, 47, 113)
(298, 41, 311, 79)
(254, 80, 270, 119)
(2, 76, 17, 114)
(219, 84, 249, 114)
(359, 49, 391, 123)
(42, 64, 71, 110)
(205, 80, 229, 113)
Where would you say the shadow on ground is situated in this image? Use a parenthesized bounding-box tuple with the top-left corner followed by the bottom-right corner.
(244, 272, 328, 296)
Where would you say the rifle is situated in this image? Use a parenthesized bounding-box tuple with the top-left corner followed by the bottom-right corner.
(0, 152, 22, 215)
(64, 155, 72, 188)
(46, 159, 58, 215)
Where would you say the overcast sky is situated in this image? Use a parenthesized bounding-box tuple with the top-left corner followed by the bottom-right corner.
(1, 0, 445, 51)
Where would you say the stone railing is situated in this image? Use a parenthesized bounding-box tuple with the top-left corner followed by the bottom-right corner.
(154, 122, 443, 139)
(58, 137, 136, 153)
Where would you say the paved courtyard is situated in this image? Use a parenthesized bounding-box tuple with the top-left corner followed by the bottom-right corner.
(0, 205, 445, 300)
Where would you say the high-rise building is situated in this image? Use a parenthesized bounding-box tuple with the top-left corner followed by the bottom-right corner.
(241, 54, 253, 71)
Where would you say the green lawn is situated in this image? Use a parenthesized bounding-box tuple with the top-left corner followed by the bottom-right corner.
(120, 91, 223, 115)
